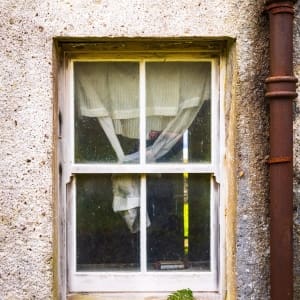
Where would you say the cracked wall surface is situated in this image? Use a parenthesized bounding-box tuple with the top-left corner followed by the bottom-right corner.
(0, 0, 299, 299)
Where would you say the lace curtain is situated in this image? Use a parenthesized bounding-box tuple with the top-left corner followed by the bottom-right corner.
(75, 62, 211, 232)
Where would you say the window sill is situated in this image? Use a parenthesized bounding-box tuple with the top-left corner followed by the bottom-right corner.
(67, 292, 221, 300)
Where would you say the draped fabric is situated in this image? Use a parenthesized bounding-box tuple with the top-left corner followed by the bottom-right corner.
(75, 61, 211, 232)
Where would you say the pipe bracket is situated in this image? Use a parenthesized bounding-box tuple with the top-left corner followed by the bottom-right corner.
(266, 2, 295, 14)
(265, 75, 298, 99)
(266, 75, 298, 83)
(268, 155, 292, 164)
(265, 91, 298, 98)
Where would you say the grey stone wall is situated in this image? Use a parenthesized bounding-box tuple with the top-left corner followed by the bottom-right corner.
(0, 0, 298, 299)
(294, 2, 300, 299)
(233, 3, 270, 300)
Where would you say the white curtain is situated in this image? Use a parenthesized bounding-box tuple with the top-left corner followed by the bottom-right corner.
(75, 62, 211, 232)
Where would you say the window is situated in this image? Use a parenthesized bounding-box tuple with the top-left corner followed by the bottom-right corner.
(61, 46, 221, 293)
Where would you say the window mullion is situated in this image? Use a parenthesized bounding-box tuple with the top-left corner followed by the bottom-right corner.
(139, 60, 147, 273)
(140, 60, 146, 164)
(140, 175, 147, 273)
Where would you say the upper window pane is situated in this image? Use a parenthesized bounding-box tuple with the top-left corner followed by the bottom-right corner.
(74, 62, 140, 163)
(145, 62, 211, 163)
(74, 61, 211, 164)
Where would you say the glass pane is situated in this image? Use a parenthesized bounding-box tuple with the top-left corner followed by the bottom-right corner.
(74, 62, 139, 163)
(145, 62, 211, 163)
(76, 174, 140, 271)
(147, 174, 210, 271)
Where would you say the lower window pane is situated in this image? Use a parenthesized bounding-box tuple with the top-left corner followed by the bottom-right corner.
(76, 174, 140, 271)
(147, 174, 210, 271)
(75, 173, 211, 272)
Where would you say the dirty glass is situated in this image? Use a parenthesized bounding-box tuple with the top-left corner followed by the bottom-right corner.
(74, 62, 139, 163)
(76, 174, 140, 271)
(145, 62, 211, 163)
(147, 173, 210, 271)
(73, 60, 212, 273)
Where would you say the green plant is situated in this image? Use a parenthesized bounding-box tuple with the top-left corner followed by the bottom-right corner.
(167, 288, 194, 300)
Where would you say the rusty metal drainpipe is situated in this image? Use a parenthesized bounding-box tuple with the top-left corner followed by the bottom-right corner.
(265, 1, 298, 299)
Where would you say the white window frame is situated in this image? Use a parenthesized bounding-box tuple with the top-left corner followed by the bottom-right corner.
(60, 51, 223, 294)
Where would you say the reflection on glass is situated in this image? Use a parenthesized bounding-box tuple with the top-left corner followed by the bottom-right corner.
(74, 62, 139, 163)
(147, 174, 210, 271)
(145, 62, 211, 163)
(76, 174, 140, 271)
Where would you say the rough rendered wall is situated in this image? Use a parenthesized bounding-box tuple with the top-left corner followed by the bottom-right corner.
(0, 0, 281, 299)
(294, 2, 300, 299)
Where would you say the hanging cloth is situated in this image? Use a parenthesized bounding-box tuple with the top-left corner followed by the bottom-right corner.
(75, 61, 211, 232)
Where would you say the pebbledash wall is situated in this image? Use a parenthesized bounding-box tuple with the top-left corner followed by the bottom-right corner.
(0, 0, 299, 299)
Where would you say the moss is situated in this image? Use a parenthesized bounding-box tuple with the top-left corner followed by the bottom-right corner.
(167, 289, 194, 300)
